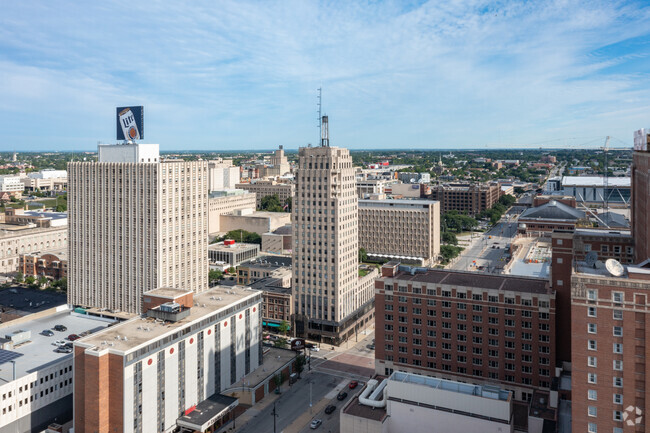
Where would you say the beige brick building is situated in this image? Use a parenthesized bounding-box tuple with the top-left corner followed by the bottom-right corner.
(68, 143, 209, 314)
(358, 199, 440, 266)
(292, 139, 375, 344)
(0, 226, 67, 277)
(236, 180, 294, 209)
(208, 190, 257, 234)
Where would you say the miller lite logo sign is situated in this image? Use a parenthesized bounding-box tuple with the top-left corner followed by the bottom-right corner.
(116, 106, 144, 141)
(291, 338, 305, 351)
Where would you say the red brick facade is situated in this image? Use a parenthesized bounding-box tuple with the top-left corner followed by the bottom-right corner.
(571, 271, 650, 433)
(375, 264, 556, 402)
(632, 151, 650, 263)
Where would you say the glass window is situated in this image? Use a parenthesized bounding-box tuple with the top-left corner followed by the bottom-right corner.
(588, 389, 597, 400)
(588, 340, 597, 350)
(588, 406, 597, 417)
(588, 323, 597, 334)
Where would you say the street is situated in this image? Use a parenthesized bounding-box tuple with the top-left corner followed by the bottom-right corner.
(450, 214, 519, 273)
(236, 330, 376, 433)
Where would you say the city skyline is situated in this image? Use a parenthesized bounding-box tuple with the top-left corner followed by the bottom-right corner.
(1, 1, 650, 151)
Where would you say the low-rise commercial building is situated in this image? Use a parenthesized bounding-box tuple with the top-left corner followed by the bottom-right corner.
(208, 241, 260, 267)
(219, 210, 291, 236)
(74, 285, 263, 433)
(208, 190, 257, 234)
(429, 182, 500, 215)
(0, 176, 24, 197)
(261, 225, 292, 254)
(375, 262, 556, 402)
(0, 308, 115, 432)
(561, 176, 631, 206)
(358, 199, 440, 266)
(235, 180, 294, 209)
(356, 179, 397, 199)
(1, 209, 67, 228)
(19, 249, 67, 280)
(0, 224, 67, 278)
(23, 169, 67, 192)
(249, 277, 292, 330)
(518, 200, 586, 234)
(341, 371, 515, 433)
(236, 256, 292, 286)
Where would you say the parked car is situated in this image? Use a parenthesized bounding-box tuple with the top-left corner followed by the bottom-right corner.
(55, 346, 73, 354)
(337, 391, 348, 401)
(67, 334, 80, 341)
(348, 380, 358, 389)
(309, 346, 320, 352)
(52, 340, 66, 347)
(310, 419, 322, 429)
(41, 330, 54, 337)
(367, 344, 375, 350)
(54, 325, 67, 332)
(324, 405, 336, 414)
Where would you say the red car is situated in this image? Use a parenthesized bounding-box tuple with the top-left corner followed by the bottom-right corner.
(348, 380, 358, 389)
(67, 334, 80, 341)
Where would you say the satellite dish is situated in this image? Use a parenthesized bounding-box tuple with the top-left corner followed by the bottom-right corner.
(605, 259, 625, 277)
(410, 178, 416, 184)
(585, 251, 598, 268)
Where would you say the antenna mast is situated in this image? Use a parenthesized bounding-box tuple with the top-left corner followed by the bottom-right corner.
(317, 87, 322, 143)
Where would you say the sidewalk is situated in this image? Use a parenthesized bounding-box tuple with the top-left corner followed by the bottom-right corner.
(234, 384, 283, 428)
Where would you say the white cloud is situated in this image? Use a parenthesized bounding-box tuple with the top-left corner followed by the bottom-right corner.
(0, 0, 649, 150)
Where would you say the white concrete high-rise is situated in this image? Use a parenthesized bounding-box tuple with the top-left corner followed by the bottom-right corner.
(68, 143, 209, 313)
(292, 119, 374, 344)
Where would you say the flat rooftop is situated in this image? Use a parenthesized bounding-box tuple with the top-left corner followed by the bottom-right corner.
(78, 285, 261, 353)
(391, 267, 550, 294)
(0, 310, 115, 384)
(359, 199, 437, 207)
(231, 347, 295, 389)
(208, 242, 259, 252)
(144, 287, 193, 299)
(390, 371, 511, 402)
(241, 255, 292, 268)
(0, 224, 65, 238)
(561, 176, 630, 187)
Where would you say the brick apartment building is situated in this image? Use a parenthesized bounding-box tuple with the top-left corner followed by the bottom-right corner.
(570, 264, 650, 433)
(631, 132, 650, 263)
(375, 261, 556, 402)
(429, 182, 500, 215)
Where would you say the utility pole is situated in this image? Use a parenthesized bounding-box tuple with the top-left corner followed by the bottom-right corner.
(272, 403, 278, 433)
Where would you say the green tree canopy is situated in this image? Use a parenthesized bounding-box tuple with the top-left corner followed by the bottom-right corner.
(260, 194, 285, 212)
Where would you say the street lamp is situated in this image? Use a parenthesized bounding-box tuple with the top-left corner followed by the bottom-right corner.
(271, 403, 279, 433)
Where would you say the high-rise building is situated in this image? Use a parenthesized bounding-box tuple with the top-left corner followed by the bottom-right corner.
(68, 143, 209, 313)
(208, 159, 240, 191)
(358, 199, 440, 266)
(570, 262, 650, 433)
(375, 261, 556, 403)
(292, 118, 375, 343)
(429, 182, 500, 215)
(632, 128, 650, 263)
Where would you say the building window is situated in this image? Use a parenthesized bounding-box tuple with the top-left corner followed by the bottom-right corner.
(588, 373, 597, 384)
(588, 340, 597, 350)
(613, 411, 623, 421)
(587, 422, 597, 433)
(613, 360, 623, 371)
(588, 323, 597, 334)
(588, 307, 597, 317)
(613, 343, 622, 354)
(588, 389, 597, 400)
(557, 257, 563, 264)
(613, 394, 623, 405)
(587, 290, 597, 300)
(612, 292, 623, 304)
(588, 406, 597, 417)
(613, 310, 623, 320)
(613, 377, 623, 388)
(613, 326, 622, 337)
(588, 356, 597, 367)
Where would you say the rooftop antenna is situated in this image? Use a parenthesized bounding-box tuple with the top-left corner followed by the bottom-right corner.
(317, 87, 322, 142)
(321, 115, 329, 147)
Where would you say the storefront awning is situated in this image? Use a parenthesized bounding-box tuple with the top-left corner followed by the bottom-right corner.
(176, 393, 238, 431)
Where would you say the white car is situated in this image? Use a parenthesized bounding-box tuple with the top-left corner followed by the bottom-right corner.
(310, 419, 322, 429)
(52, 340, 66, 347)
(309, 347, 320, 352)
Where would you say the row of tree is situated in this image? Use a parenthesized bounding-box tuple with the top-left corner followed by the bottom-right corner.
(260, 194, 291, 212)
(12, 272, 67, 291)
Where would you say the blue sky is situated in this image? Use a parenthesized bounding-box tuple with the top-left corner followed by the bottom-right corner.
(1, 0, 649, 151)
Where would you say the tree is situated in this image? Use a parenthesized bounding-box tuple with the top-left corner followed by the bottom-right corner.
(440, 245, 463, 263)
(359, 247, 368, 263)
(52, 277, 67, 292)
(274, 372, 284, 392)
(38, 276, 48, 288)
(208, 269, 223, 283)
(24, 275, 36, 285)
(225, 229, 262, 245)
(442, 232, 458, 245)
(260, 194, 285, 212)
(278, 320, 290, 336)
(274, 337, 288, 348)
(283, 197, 292, 212)
(295, 354, 306, 378)
(498, 194, 516, 207)
(14, 272, 24, 283)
